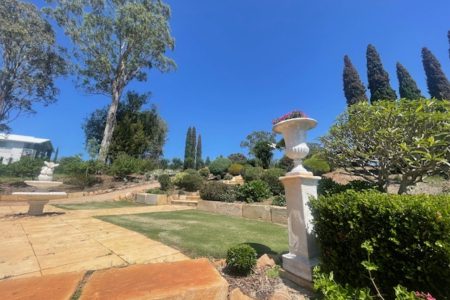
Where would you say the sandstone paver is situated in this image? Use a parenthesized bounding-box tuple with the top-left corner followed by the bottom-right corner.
(0, 203, 191, 280)
(0, 271, 84, 300)
(79, 258, 228, 300)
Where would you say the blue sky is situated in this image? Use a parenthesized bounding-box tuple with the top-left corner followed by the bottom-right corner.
(13, 0, 450, 160)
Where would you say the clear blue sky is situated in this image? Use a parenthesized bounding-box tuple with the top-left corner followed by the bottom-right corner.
(13, 0, 450, 160)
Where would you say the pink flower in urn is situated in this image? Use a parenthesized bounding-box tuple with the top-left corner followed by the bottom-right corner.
(272, 110, 308, 125)
(415, 292, 436, 300)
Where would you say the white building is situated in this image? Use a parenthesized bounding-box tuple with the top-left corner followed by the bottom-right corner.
(0, 134, 53, 165)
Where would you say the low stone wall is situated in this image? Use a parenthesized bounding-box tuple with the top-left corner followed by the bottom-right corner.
(135, 193, 168, 205)
(197, 200, 287, 225)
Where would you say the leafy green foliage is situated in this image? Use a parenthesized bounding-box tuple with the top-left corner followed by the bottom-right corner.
(169, 158, 183, 170)
(199, 181, 237, 202)
(318, 178, 376, 196)
(173, 172, 204, 192)
(240, 131, 276, 156)
(196, 134, 203, 169)
(366, 44, 397, 102)
(56, 156, 103, 187)
(276, 155, 294, 172)
(253, 141, 274, 169)
(261, 168, 286, 195)
(6, 157, 43, 178)
(228, 163, 244, 176)
(396, 62, 423, 100)
(158, 174, 172, 191)
(83, 92, 167, 161)
(228, 153, 247, 165)
(209, 157, 232, 177)
(422, 48, 450, 100)
(271, 195, 286, 207)
(109, 153, 140, 179)
(303, 155, 331, 175)
(310, 191, 450, 299)
(226, 244, 257, 276)
(237, 180, 272, 203)
(343, 55, 368, 106)
(241, 166, 264, 182)
(0, 0, 66, 130)
(321, 99, 450, 193)
(198, 167, 210, 178)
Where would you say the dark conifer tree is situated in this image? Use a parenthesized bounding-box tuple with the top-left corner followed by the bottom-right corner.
(343, 55, 368, 106)
(448, 30, 450, 60)
(195, 134, 202, 169)
(190, 127, 197, 167)
(366, 44, 397, 102)
(422, 47, 450, 100)
(205, 156, 211, 166)
(396, 62, 423, 99)
(183, 127, 193, 169)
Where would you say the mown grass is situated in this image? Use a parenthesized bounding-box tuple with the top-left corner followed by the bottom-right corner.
(53, 200, 147, 210)
(97, 210, 288, 259)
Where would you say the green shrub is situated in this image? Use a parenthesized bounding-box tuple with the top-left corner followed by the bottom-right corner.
(261, 168, 286, 195)
(8, 157, 43, 178)
(198, 167, 210, 178)
(271, 195, 286, 206)
(241, 166, 264, 182)
(303, 155, 331, 175)
(237, 180, 272, 203)
(209, 157, 232, 177)
(228, 163, 244, 176)
(110, 153, 139, 178)
(199, 181, 237, 202)
(137, 159, 158, 173)
(318, 178, 376, 196)
(158, 174, 172, 191)
(55, 156, 102, 187)
(146, 188, 165, 194)
(224, 173, 233, 180)
(310, 191, 450, 299)
(174, 172, 204, 192)
(226, 244, 257, 276)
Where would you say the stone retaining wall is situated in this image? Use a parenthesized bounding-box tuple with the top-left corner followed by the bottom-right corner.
(197, 200, 287, 225)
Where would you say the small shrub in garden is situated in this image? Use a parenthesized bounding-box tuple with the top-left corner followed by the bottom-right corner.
(228, 163, 244, 176)
(8, 157, 44, 178)
(237, 180, 272, 203)
(198, 167, 210, 178)
(310, 191, 450, 299)
(209, 157, 232, 177)
(174, 172, 204, 192)
(158, 174, 172, 191)
(261, 168, 286, 195)
(241, 166, 264, 182)
(226, 244, 257, 276)
(146, 188, 165, 194)
(271, 195, 286, 206)
(199, 181, 237, 202)
(110, 153, 139, 178)
(223, 173, 233, 180)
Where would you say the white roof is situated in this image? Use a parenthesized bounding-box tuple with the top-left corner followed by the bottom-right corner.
(0, 134, 50, 144)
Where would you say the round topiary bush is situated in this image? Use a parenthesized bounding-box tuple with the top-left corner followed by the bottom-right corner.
(209, 157, 232, 177)
(241, 166, 264, 182)
(261, 168, 286, 195)
(237, 180, 272, 203)
(226, 244, 257, 276)
(198, 167, 210, 178)
(158, 174, 172, 191)
(199, 181, 237, 202)
(228, 163, 244, 176)
(174, 172, 204, 192)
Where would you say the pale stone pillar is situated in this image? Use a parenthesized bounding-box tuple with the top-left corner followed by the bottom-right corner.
(280, 173, 320, 282)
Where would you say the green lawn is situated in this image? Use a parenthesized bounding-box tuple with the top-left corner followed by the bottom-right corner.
(97, 210, 289, 259)
(53, 200, 147, 210)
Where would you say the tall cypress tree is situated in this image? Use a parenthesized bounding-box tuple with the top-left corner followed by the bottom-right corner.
(183, 127, 193, 169)
(343, 55, 368, 106)
(196, 134, 202, 169)
(396, 62, 423, 99)
(190, 127, 197, 167)
(422, 47, 450, 100)
(448, 30, 450, 60)
(366, 44, 397, 102)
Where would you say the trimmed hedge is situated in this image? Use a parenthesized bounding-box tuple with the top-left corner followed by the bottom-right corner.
(209, 157, 232, 177)
(199, 181, 237, 202)
(310, 191, 450, 299)
(241, 166, 264, 182)
(173, 172, 204, 192)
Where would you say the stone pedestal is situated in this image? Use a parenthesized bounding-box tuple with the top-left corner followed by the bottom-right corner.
(279, 174, 320, 283)
(27, 200, 49, 216)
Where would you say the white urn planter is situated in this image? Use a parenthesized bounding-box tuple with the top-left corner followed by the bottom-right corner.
(273, 118, 317, 175)
(273, 116, 320, 287)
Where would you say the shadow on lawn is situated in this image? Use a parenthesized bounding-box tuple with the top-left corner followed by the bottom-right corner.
(244, 242, 288, 264)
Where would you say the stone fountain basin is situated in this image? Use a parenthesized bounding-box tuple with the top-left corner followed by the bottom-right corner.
(11, 192, 68, 201)
(24, 181, 63, 190)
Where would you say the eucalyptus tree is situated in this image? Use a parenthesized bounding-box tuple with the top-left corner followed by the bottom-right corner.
(45, 0, 176, 162)
(0, 0, 66, 130)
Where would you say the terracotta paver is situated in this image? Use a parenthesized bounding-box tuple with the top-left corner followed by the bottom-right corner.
(0, 203, 191, 280)
(79, 258, 228, 300)
(0, 271, 84, 300)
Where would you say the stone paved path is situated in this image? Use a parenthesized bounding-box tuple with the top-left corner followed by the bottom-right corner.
(0, 204, 191, 280)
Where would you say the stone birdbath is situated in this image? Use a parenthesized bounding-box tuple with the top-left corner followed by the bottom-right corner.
(12, 161, 67, 216)
(272, 111, 321, 286)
